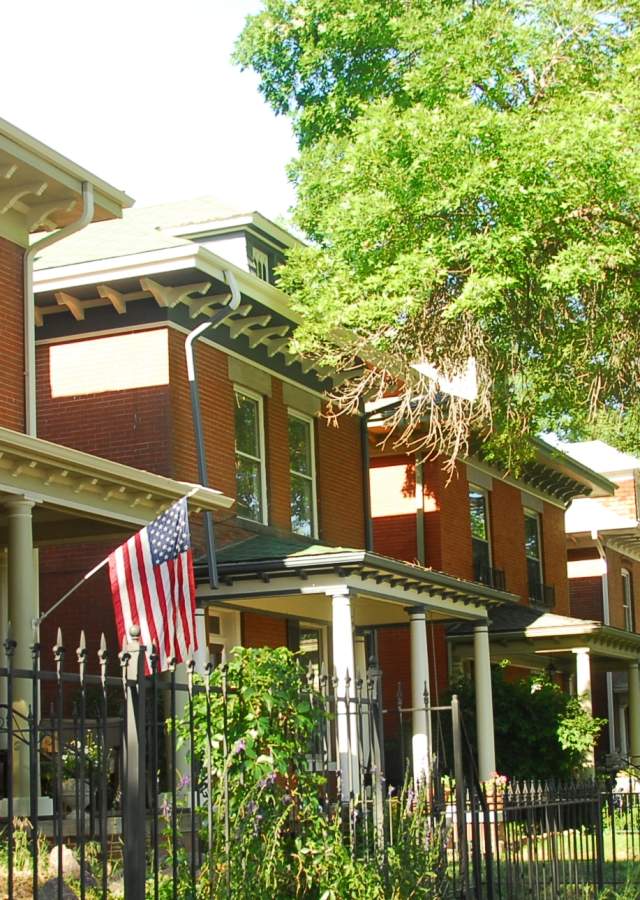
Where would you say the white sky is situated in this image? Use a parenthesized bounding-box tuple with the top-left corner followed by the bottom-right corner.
(3, 1, 297, 222)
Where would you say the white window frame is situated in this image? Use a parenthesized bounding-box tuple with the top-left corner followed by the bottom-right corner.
(234, 386, 268, 525)
(524, 508, 544, 586)
(288, 409, 318, 538)
(251, 247, 270, 282)
(622, 568, 634, 631)
(469, 484, 493, 568)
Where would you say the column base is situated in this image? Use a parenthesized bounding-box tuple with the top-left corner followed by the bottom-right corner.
(0, 795, 53, 817)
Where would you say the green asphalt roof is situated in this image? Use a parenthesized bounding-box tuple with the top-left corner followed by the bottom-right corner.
(216, 533, 354, 564)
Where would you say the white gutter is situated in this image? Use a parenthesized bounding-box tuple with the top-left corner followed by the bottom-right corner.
(24, 182, 94, 435)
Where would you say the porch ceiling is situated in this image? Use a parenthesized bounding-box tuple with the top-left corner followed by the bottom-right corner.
(197, 533, 519, 624)
(0, 426, 232, 544)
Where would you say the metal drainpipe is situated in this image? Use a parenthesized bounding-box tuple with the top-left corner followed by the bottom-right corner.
(185, 271, 241, 588)
(360, 405, 374, 551)
(24, 182, 95, 436)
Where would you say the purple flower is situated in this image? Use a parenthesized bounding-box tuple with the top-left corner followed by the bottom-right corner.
(282, 793, 293, 806)
(246, 800, 258, 815)
(178, 773, 190, 790)
(233, 739, 246, 755)
(259, 771, 277, 790)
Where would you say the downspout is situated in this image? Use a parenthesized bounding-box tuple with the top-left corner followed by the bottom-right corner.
(594, 533, 616, 754)
(360, 405, 374, 551)
(415, 459, 426, 566)
(24, 182, 95, 436)
(185, 271, 241, 589)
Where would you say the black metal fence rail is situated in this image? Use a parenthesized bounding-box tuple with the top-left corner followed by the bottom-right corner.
(2, 629, 640, 899)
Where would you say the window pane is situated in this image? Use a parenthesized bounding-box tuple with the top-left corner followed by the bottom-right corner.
(289, 416, 312, 475)
(235, 394, 260, 457)
(469, 489, 488, 541)
(524, 514, 540, 560)
(291, 473, 313, 536)
(472, 537, 491, 581)
(236, 456, 263, 521)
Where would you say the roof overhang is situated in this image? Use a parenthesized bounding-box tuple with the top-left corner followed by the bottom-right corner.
(32, 244, 338, 388)
(196, 549, 517, 625)
(163, 212, 306, 251)
(0, 117, 133, 246)
(0, 426, 232, 544)
(449, 612, 640, 671)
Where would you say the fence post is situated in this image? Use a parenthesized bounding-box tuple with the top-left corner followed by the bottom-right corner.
(451, 694, 470, 898)
(122, 626, 147, 898)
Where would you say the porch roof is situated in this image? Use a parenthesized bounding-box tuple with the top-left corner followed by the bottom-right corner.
(448, 603, 640, 670)
(0, 425, 232, 544)
(196, 532, 519, 625)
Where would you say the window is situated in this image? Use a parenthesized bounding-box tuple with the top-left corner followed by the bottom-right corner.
(524, 510, 543, 601)
(622, 569, 635, 631)
(469, 486, 491, 583)
(235, 389, 267, 523)
(288, 412, 317, 537)
(251, 247, 270, 282)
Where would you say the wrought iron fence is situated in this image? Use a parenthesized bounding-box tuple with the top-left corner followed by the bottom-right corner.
(2, 627, 640, 898)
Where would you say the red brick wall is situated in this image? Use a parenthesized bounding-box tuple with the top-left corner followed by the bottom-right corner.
(37, 337, 172, 474)
(542, 502, 570, 614)
(316, 412, 365, 548)
(600, 478, 638, 523)
(0, 236, 24, 431)
(242, 612, 287, 648)
(370, 455, 417, 562)
(265, 380, 292, 531)
(569, 575, 603, 622)
(434, 462, 473, 581)
(490, 480, 528, 600)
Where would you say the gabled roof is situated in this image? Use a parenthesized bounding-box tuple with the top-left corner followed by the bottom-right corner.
(559, 440, 640, 478)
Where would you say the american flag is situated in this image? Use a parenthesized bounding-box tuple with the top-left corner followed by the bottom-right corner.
(108, 497, 198, 673)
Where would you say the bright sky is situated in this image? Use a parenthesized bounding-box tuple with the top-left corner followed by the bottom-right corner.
(2, 1, 297, 222)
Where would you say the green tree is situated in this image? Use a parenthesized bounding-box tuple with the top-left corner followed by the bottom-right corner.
(450, 666, 605, 779)
(236, 0, 640, 463)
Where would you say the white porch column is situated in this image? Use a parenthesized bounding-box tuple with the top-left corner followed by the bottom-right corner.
(0, 550, 7, 751)
(2, 499, 51, 815)
(473, 623, 496, 782)
(628, 662, 640, 767)
(408, 607, 431, 785)
(193, 607, 210, 672)
(574, 648, 594, 770)
(618, 703, 628, 757)
(331, 588, 358, 800)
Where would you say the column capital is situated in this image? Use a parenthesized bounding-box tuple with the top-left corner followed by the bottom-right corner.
(572, 647, 591, 657)
(4, 497, 36, 515)
(405, 605, 426, 619)
(326, 585, 351, 601)
(629, 660, 640, 670)
(473, 620, 490, 633)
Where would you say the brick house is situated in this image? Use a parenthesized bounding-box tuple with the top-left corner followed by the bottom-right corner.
(561, 440, 640, 763)
(368, 413, 640, 768)
(0, 121, 231, 814)
(31, 197, 530, 784)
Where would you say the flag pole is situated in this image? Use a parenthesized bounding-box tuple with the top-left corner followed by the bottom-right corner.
(31, 491, 200, 637)
(33, 555, 110, 633)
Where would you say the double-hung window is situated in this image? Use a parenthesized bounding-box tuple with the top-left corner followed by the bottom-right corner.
(288, 411, 317, 537)
(524, 510, 544, 603)
(234, 389, 267, 523)
(622, 569, 635, 631)
(469, 486, 491, 584)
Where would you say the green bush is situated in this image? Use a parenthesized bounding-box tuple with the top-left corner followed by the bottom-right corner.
(449, 665, 605, 780)
(168, 647, 448, 899)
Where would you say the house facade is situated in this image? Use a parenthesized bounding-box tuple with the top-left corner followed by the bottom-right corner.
(31, 198, 527, 784)
(562, 440, 640, 762)
(0, 121, 232, 814)
(368, 419, 640, 769)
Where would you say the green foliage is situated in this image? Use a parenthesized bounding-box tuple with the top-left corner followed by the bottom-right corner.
(237, 0, 640, 463)
(558, 695, 607, 758)
(170, 647, 447, 898)
(451, 666, 605, 779)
